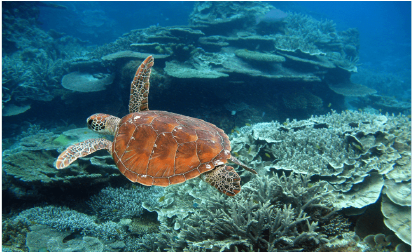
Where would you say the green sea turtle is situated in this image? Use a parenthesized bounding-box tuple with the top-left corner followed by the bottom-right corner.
(55, 56, 256, 196)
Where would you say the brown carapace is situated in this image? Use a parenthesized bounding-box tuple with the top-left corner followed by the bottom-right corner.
(55, 56, 256, 196)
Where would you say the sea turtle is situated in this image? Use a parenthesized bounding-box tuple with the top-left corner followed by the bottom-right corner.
(55, 56, 256, 196)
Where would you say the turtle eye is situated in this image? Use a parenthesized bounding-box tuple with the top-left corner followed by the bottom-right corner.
(87, 118, 105, 131)
(87, 118, 94, 129)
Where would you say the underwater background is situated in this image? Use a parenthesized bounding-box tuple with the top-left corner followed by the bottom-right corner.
(2, 1, 411, 252)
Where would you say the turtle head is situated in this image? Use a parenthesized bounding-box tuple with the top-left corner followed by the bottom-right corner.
(87, 113, 120, 135)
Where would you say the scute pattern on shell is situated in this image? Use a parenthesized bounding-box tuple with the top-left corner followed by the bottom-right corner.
(112, 110, 231, 186)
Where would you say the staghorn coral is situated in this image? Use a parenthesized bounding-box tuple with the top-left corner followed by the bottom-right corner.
(13, 206, 126, 240)
(87, 186, 163, 222)
(143, 172, 337, 251)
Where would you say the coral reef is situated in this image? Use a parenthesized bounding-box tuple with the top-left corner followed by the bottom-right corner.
(351, 66, 411, 101)
(7, 183, 163, 251)
(234, 49, 286, 63)
(82, 1, 368, 118)
(230, 110, 411, 245)
(362, 233, 410, 252)
(87, 186, 162, 221)
(142, 172, 342, 251)
(2, 2, 91, 114)
(316, 232, 363, 252)
(26, 225, 106, 252)
(61, 72, 115, 92)
(2, 127, 120, 200)
(381, 195, 411, 245)
(2, 1, 373, 125)
(2, 218, 30, 252)
(14, 206, 126, 240)
(349, 94, 411, 115)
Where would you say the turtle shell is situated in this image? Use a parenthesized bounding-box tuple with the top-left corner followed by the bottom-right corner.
(112, 110, 232, 187)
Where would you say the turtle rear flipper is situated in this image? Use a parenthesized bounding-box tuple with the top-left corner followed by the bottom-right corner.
(55, 138, 112, 169)
(203, 165, 241, 196)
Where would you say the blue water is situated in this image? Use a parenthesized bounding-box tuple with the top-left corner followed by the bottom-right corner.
(285, 1, 411, 73)
(38, 1, 195, 44)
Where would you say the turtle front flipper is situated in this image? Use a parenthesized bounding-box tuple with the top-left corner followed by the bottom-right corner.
(55, 138, 113, 169)
(129, 55, 154, 113)
(203, 165, 241, 196)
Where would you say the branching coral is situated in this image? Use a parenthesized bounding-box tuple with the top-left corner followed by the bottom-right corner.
(87, 186, 163, 221)
(14, 206, 126, 240)
(145, 172, 336, 251)
(230, 110, 411, 245)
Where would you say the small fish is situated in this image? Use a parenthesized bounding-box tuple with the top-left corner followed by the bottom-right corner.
(352, 143, 363, 151)
(233, 152, 239, 157)
(245, 123, 251, 127)
(328, 103, 331, 108)
(231, 129, 235, 133)
(264, 153, 271, 158)
(159, 196, 166, 202)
